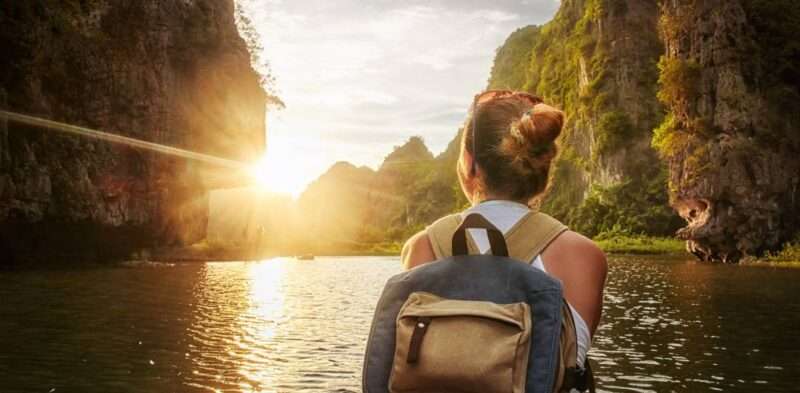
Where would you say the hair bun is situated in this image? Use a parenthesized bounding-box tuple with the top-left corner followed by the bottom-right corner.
(518, 104, 563, 147)
(470, 96, 564, 203)
(500, 104, 564, 169)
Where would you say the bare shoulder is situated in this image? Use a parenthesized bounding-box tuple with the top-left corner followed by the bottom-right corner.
(541, 230, 608, 333)
(543, 231, 607, 271)
(400, 230, 436, 270)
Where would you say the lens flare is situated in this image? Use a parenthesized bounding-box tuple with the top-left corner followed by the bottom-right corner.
(0, 110, 252, 171)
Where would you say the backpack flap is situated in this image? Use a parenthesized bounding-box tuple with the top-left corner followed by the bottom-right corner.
(389, 292, 531, 393)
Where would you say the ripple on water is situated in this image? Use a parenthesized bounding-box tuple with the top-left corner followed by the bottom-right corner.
(1, 256, 800, 392)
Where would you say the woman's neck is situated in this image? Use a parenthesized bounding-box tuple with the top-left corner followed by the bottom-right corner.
(471, 193, 529, 207)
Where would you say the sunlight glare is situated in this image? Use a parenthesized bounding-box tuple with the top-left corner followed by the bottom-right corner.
(249, 148, 309, 197)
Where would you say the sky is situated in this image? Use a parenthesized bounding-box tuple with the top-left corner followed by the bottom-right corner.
(236, 0, 560, 196)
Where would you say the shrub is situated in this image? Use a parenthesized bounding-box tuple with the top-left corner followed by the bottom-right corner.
(657, 56, 701, 107)
(595, 111, 634, 158)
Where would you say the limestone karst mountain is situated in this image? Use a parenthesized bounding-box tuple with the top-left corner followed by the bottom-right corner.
(296, 0, 799, 263)
(0, 1, 267, 263)
(478, 0, 799, 262)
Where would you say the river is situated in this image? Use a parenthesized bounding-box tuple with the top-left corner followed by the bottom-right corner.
(0, 256, 798, 392)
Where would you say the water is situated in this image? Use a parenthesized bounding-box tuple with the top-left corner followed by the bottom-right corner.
(1, 256, 799, 392)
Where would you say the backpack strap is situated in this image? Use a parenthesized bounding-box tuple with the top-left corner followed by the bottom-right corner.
(553, 300, 583, 393)
(426, 214, 473, 259)
(505, 212, 568, 263)
(426, 211, 568, 261)
(452, 213, 509, 257)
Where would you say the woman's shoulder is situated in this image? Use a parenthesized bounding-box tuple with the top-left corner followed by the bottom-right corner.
(543, 230, 606, 273)
(401, 230, 435, 270)
(400, 212, 463, 270)
(541, 230, 607, 333)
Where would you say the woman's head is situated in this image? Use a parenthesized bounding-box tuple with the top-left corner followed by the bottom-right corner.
(458, 91, 564, 205)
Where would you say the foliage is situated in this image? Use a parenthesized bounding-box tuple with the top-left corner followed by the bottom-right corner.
(234, 1, 283, 108)
(488, 26, 540, 90)
(487, 0, 674, 238)
(656, 57, 701, 110)
(293, 136, 467, 252)
(651, 113, 678, 156)
(653, 56, 711, 161)
(594, 233, 686, 255)
(538, 147, 587, 221)
(568, 168, 683, 238)
(765, 234, 800, 262)
(595, 111, 634, 158)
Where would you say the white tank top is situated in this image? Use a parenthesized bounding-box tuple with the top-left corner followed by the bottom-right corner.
(462, 200, 591, 365)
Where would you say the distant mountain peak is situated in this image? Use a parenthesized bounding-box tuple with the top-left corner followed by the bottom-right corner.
(380, 136, 434, 171)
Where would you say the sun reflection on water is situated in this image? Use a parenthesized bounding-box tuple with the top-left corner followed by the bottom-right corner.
(237, 259, 289, 392)
(1, 257, 798, 392)
(185, 259, 292, 392)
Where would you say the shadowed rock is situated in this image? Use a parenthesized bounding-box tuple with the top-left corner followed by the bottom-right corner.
(658, 0, 800, 262)
(0, 0, 266, 263)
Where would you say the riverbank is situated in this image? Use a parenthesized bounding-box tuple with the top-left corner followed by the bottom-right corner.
(148, 235, 689, 262)
(761, 239, 800, 265)
(594, 234, 687, 255)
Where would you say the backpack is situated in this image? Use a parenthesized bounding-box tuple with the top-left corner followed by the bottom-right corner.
(362, 212, 595, 393)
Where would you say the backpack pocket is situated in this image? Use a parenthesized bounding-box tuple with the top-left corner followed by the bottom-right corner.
(389, 292, 532, 393)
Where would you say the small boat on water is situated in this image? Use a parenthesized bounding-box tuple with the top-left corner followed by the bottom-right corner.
(297, 254, 315, 261)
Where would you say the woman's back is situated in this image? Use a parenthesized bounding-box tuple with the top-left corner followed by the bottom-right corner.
(401, 90, 606, 380)
(460, 200, 592, 365)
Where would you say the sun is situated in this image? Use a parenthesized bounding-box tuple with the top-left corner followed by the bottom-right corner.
(248, 156, 271, 188)
(248, 145, 315, 198)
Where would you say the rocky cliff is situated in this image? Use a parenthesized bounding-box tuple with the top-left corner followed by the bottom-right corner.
(0, 1, 266, 263)
(488, 0, 799, 262)
(655, 0, 800, 262)
(488, 0, 681, 238)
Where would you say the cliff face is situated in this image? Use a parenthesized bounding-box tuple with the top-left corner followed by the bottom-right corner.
(488, 0, 681, 238)
(0, 1, 266, 262)
(488, 0, 799, 262)
(656, 0, 800, 262)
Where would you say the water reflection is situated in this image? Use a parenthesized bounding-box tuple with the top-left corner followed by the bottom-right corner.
(181, 258, 388, 392)
(183, 260, 288, 392)
(595, 256, 800, 392)
(238, 260, 287, 391)
(1, 256, 799, 392)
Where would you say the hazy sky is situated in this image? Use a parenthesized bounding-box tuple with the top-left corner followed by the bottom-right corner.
(237, 0, 560, 195)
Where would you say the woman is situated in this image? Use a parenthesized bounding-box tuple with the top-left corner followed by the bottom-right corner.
(400, 90, 607, 366)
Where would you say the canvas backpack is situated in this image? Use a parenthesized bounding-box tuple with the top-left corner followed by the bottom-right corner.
(362, 212, 595, 393)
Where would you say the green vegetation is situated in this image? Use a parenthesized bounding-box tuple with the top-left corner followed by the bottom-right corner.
(765, 236, 800, 263)
(568, 169, 683, 238)
(485, 0, 679, 238)
(594, 233, 686, 255)
(656, 57, 701, 110)
(595, 111, 634, 158)
(292, 136, 468, 252)
(488, 26, 540, 90)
